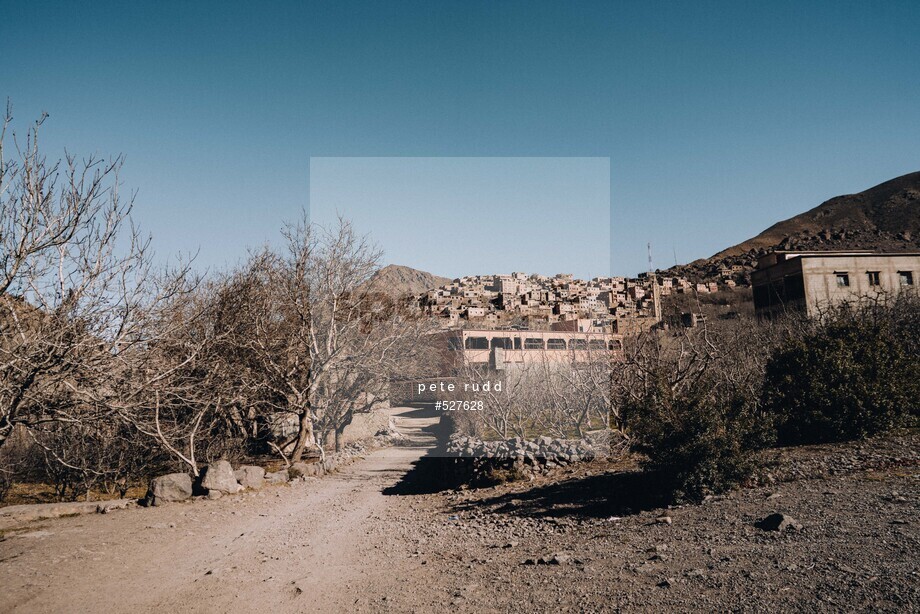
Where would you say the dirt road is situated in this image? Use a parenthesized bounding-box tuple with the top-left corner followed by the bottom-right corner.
(0, 408, 443, 613)
(2, 413, 918, 613)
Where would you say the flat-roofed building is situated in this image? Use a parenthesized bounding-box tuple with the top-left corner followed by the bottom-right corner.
(752, 250, 919, 317)
(434, 328, 621, 372)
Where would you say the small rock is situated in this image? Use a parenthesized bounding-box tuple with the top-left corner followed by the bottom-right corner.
(96, 499, 135, 514)
(549, 553, 570, 565)
(755, 513, 803, 532)
(265, 470, 290, 484)
(234, 465, 266, 490)
(288, 462, 319, 479)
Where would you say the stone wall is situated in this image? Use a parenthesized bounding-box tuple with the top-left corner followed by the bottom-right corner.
(443, 432, 613, 484)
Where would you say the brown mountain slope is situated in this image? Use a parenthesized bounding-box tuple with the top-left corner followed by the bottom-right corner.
(715, 170, 920, 258)
(363, 264, 451, 298)
(669, 171, 920, 282)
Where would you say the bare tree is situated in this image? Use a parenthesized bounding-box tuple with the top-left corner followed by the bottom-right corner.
(455, 347, 613, 441)
(0, 106, 150, 447)
(0, 107, 197, 492)
(211, 214, 437, 462)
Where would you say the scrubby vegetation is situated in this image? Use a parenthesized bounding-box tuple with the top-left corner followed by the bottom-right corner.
(764, 297, 920, 445)
(619, 294, 919, 501)
(0, 112, 435, 504)
(623, 377, 773, 501)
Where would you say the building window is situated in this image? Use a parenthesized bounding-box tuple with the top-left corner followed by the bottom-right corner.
(899, 271, 914, 286)
(513, 337, 522, 350)
(490, 337, 513, 349)
(465, 337, 489, 350)
(546, 338, 566, 350)
(568, 339, 588, 350)
(588, 339, 607, 350)
(524, 338, 544, 350)
(835, 272, 850, 287)
(867, 271, 881, 286)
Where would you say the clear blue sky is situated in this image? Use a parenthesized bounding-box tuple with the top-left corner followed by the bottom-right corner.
(310, 157, 609, 279)
(4, 1, 919, 276)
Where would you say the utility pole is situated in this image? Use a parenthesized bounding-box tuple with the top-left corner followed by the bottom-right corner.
(648, 242, 661, 324)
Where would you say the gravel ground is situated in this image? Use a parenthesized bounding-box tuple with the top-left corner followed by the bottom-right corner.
(374, 430, 920, 612)
(0, 412, 916, 613)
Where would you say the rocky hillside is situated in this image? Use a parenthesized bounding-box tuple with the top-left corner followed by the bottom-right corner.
(363, 264, 451, 298)
(668, 171, 920, 283)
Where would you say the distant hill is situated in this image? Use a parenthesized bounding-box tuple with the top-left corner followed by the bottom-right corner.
(363, 264, 452, 298)
(668, 171, 920, 282)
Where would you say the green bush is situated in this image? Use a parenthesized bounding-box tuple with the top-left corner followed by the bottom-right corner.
(624, 376, 774, 502)
(763, 299, 920, 445)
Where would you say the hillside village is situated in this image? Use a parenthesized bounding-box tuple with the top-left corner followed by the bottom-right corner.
(414, 271, 742, 332)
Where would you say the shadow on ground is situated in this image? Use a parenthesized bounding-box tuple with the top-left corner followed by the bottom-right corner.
(384, 409, 674, 515)
(382, 404, 464, 495)
(386, 453, 674, 517)
(450, 470, 674, 519)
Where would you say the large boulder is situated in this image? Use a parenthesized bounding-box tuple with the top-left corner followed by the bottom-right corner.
(146, 473, 193, 506)
(199, 460, 243, 494)
(234, 465, 266, 490)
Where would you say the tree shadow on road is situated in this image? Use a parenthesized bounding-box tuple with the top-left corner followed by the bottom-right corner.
(385, 455, 674, 518)
(381, 406, 465, 496)
(449, 469, 673, 519)
(382, 456, 469, 496)
(383, 406, 674, 515)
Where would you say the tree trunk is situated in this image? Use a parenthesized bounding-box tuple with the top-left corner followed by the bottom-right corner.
(334, 425, 344, 452)
(290, 410, 315, 462)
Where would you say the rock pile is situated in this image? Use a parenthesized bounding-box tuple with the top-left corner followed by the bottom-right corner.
(447, 434, 603, 461)
(140, 432, 392, 507)
(443, 433, 610, 483)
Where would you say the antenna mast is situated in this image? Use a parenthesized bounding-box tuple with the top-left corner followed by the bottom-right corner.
(647, 242, 661, 324)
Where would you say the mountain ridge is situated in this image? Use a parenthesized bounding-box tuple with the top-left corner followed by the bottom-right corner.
(668, 170, 920, 282)
(363, 264, 452, 297)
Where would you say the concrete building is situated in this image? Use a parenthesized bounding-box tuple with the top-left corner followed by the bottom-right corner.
(435, 328, 622, 372)
(752, 250, 919, 317)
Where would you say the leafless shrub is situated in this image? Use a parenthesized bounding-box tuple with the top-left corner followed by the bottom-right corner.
(454, 348, 612, 441)
(173, 214, 441, 463)
(614, 311, 808, 499)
